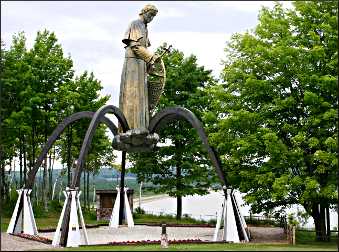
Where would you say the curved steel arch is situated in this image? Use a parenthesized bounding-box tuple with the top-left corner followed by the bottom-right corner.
(25, 111, 118, 189)
(148, 106, 228, 187)
(71, 105, 129, 188)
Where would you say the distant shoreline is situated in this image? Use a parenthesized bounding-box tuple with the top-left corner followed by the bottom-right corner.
(132, 194, 169, 206)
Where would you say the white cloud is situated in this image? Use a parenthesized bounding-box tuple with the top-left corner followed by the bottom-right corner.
(178, 1, 293, 13)
(209, 1, 276, 13)
(53, 17, 115, 42)
(157, 6, 185, 19)
(150, 31, 231, 78)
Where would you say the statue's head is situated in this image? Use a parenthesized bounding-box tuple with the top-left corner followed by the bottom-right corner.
(139, 4, 158, 23)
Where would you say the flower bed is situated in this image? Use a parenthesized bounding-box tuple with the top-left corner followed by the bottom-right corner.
(84, 238, 204, 246)
(12, 233, 52, 244)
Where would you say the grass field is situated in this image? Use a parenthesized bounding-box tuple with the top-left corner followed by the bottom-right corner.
(1, 213, 211, 233)
(0, 203, 215, 232)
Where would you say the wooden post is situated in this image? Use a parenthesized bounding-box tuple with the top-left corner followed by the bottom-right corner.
(160, 223, 168, 248)
(287, 224, 296, 245)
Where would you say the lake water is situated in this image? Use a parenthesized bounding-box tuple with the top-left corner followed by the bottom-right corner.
(136, 190, 338, 229)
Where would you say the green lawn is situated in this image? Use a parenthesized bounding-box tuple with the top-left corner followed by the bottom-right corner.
(1, 214, 107, 232)
(1, 210, 210, 232)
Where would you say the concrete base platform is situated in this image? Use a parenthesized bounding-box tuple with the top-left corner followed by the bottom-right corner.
(39, 225, 215, 245)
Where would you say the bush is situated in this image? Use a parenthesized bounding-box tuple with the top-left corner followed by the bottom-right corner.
(134, 207, 145, 214)
(83, 209, 97, 221)
(48, 200, 63, 213)
(32, 202, 47, 218)
(208, 219, 217, 225)
(1, 190, 19, 217)
(244, 216, 279, 227)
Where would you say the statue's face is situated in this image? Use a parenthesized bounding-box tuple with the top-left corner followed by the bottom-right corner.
(143, 11, 157, 23)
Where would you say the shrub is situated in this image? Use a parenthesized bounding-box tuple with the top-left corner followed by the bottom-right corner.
(48, 200, 63, 213)
(244, 216, 279, 227)
(134, 207, 145, 214)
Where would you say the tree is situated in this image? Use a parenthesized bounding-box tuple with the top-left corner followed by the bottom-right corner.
(205, 1, 337, 241)
(27, 30, 74, 209)
(1, 30, 116, 210)
(1, 33, 33, 200)
(57, 71, 115, 208)
(130, 45, 219, 219)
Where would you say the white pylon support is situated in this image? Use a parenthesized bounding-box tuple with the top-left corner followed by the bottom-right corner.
(213, 189, 249, 243)
(109, 187, 120, 228)
(109, 187, 134, 228)
(124, 187, 134, 227)
(7, 189, 38, 235)
(231, 191, 250, 241)
(213, 198, 225, 241)
(76, 191, 89, 244)
(52, 188, 89, 247)
(224, 189, 240, 242)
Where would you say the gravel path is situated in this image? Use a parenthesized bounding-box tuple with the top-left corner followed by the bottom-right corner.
(1, 233, 53, 251)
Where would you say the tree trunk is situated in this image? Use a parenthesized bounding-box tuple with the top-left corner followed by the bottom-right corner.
(43, 110, 49, 210)
(176, 155, 182, 219)
(0, 163, 5, 203)
(12, 157, 16, 188)
(312, 203, 328, 241)
(87, 170, 90, 209)
(319, 204, 327, 241)
(23, 135, 27, 186)
(67, 125, 71, 187)
(83, 165, 86, 209)
(31, 120, 36, 172)
(176, 195, 182, 220)
(43, 157, 48, 211)
(48, 152, 53, 200)
(19, 135, 23, 188)
(175, 140, 183, 220)
(326, 206, 331, 241)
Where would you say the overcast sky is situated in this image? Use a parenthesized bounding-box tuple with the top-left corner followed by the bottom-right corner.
(1, 1, 293, 107)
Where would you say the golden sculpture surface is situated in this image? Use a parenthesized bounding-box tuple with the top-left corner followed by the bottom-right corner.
(119, 4, 159, 130)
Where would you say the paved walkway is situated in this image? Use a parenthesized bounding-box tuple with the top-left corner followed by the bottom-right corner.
(1, 233, 53, 251)
(1, 226, 286, 250)
(40, 225, 215, 245)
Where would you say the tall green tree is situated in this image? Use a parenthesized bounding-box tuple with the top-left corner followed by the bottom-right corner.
(56, 71, 115, 208)
(1, 30, 116, 209)
(27, 30, 74, 209)
(130, 45, 219, 219)
(1, 33, 34, 200)
(205, 1, 337, 241)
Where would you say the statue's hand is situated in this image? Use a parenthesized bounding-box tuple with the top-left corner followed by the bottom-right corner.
(147, 54, 160, 73)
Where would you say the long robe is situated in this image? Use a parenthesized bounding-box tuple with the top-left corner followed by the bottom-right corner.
(119, 19, 151, 130)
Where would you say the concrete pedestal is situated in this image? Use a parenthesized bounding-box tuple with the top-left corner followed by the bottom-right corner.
(52, 188, 89, 247)
(7, 189, 38, 235)
(109, 187, 134, 228)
